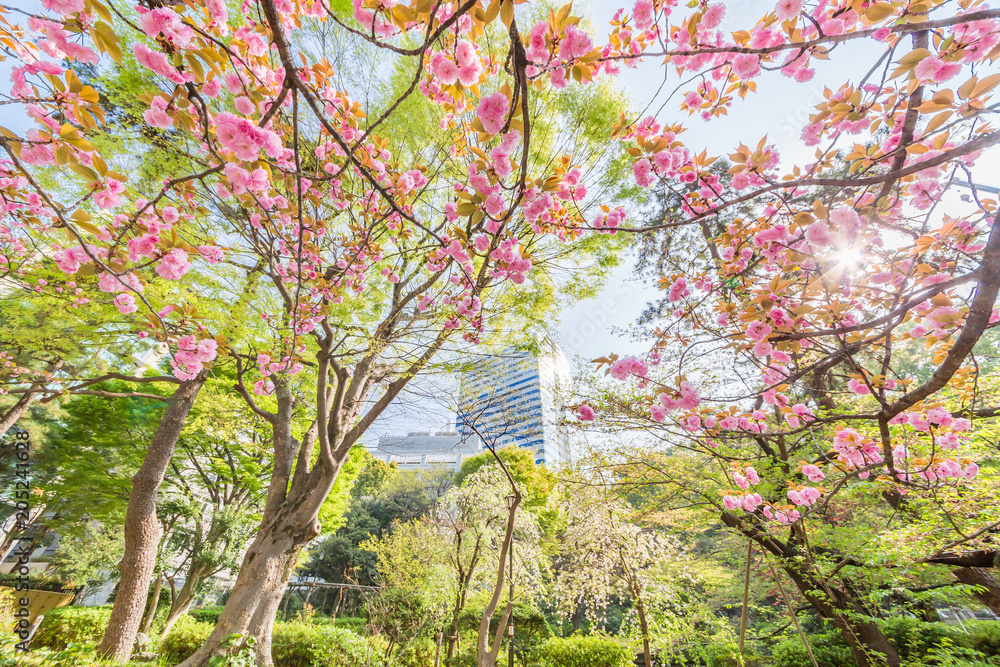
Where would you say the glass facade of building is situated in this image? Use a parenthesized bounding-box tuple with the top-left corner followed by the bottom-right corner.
(456, 342, 571, 465)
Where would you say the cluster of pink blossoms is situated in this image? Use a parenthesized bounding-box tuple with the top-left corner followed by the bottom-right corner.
(632, 146, 694, 188)
(214, 113, 285, 161)
(171, 335, 219, 380)
(609, 356, 649, 381)
(651, 382, 701, 423)
(429, 39, 483, 87)
(137, 6, 194, 48)
(523, 20, 594, 88)
(591, 206, 627, 234)
(252, 352, 305, 396)
(29, 17, 98, 64)
(721, 463, 822, 523)
(476, 93, 510, 135)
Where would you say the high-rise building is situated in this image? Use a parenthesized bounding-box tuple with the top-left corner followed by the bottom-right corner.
(456, 342, 572, 465)
(369, 431, 482, 471)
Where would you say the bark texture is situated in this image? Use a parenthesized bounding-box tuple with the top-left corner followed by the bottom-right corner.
(954, 567, 1000, 615)
(97, 375, 206, 663)
(140, 574, 163, 635)
(160, 562, 208, 637)
(175, 437, 345, 667)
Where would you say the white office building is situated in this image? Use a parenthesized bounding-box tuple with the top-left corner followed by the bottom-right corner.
(370, 431, 482, 470)
(456, 342, 572, 465)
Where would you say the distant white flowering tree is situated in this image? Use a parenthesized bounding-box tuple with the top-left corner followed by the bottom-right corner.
(554, 483, 692, 667)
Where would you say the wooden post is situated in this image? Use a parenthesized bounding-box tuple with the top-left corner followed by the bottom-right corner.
(738, 540, 752, 666)
(334, 586, 344, 620)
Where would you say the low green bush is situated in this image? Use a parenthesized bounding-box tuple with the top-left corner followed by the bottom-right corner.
(532, 635, 633, 667)
(312, 615, 367, 634)
(770, 633, 853, 667)
(32, 605, 113, 650)
(160, 618, 388, 666)
(881, 616, 966, 661)
(272, 621, 385, 667)
(159, 616, 214, 663)
(968, 620, 1000, 656)
(187, 605, 224, 625)
(769, 618, 1000, 667)
(395, 636, 437, 667)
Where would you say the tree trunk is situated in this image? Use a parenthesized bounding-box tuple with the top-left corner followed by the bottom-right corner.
(954, 567, 1000, 614)
(635, 595, 652, 667)
(160, 563, 208, 637)
(445, 597, 462, 661)
(0, 360, 62, 439)
(477, 496, 519, 667)
(0, 391, 39, 440)
(140, 574, 164, 635)
(173, 519, 304, 666)
(783, 566, 899, 667)
(97, 375, 206, 663)
(175, 453, 343, 667)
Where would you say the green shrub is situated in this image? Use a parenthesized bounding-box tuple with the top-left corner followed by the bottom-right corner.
(0, 588, 15, 632)
(770, 633, 853, 667)
(159, 616, 214, 663)
(334, 616, 367, 634)
(878, 617, 1000, 662)
(672, 640, 765, 667)
(396, 636, 437, 667)
(880, 616, 965, 661)
(312, 615, 368, 634)
(272, 622, 387, 667)
(188, 605, 224, 625)
(32, 605, 113, 650)
(533, 636, 633, 667)
(968, 620, 1000, 656)
(162, 618, 388, 667)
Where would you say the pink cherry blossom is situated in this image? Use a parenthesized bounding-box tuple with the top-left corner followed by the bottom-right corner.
(632, 158, 655, 187)
(155, 249, 191, 280)
(114, 293, 138, 314)
(199, 245, 224, 263)
(143, 96, 173, 129)
(42, 0, 84, 16)
(913, 55, 963, 83)
(774, 0, 802, 21)
(802, 464, 824, 482)
(632, 0, 654, 30)
(477, 93, 510, 135)
(745, 321, 772, 341)
(732, 54, 762, 79)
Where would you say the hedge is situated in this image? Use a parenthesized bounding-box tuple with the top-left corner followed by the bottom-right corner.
(532, 636, 634, 667)
(161, 617, 389, 666)
(188, 606, 224, 625)
(31, 605, 113, 650)
(769, 619, 1000, 667)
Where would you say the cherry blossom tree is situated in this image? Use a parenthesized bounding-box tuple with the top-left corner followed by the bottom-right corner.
(553, 480, 692, 667)
(2, 0, 635, 662)
(5, 0, 1000, 664)
(570, 2, 1000, 666)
